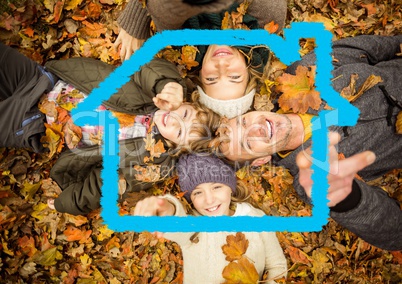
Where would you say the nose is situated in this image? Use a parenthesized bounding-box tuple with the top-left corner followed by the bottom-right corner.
(204, 190, 215, 205)
(215, 58, 230, 69)
(248, 124, 266, 138)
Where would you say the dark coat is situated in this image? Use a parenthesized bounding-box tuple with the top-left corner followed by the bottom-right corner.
(44, 57, 187, 215)
(275, 35, 402, 250)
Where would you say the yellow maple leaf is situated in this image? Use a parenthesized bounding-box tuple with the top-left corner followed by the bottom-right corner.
(222, 232, 249, 262)
(179, 46, 199, 70)
(161, 47, 181, 64)
(41, 123, 64, 157)
(222, 256, 259, 284)
(221, 11, 233, 29)
(276, 65, 321, 114)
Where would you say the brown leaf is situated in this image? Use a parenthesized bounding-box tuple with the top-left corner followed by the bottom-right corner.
(276, 65, 321, 113)
(222, 256, 259, 284)
(286, 246, 311, 265)
(79, 21, 107, 37)
(222, 232, 249, 261)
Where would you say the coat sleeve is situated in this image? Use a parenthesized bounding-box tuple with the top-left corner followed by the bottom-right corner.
(332, 35, 402, 66)
(330, 179, 402, 251)
(53, 167, 102, 215)
(50, 147, 104, 215)
(103, 58, 187, 114)
(117, 0, 152, 39)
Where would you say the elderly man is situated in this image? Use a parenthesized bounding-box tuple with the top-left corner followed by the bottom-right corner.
(217, 35, 402, 251)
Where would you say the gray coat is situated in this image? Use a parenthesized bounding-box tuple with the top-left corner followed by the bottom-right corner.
(276, 35, 402, 251)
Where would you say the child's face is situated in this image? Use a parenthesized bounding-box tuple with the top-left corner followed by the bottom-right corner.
(154, 103, 198, 146)
(190, 183, 233, 216)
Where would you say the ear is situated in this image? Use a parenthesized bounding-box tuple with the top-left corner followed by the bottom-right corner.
(251, 156, 272, 167)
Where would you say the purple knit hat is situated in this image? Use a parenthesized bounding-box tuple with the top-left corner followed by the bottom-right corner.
(177, 154, 237, 202)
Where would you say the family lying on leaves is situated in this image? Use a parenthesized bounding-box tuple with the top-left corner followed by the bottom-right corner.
(1, 0, 402, 282)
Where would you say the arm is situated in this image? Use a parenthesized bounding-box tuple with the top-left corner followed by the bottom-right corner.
(296, 132, 402, 250)
(117, 0, 151, 40)
(261, 232, 288, 283)
(50, 147, 104, 215)
(332, 35, 402, 67)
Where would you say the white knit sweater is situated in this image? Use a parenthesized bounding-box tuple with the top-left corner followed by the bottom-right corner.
(162, 195, 288, 283)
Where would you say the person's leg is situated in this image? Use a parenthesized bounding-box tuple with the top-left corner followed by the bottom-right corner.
(0, 43, 56, 152)
(0, 42, 40, 100)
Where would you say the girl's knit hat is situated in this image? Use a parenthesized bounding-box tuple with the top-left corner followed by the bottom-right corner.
(177, 153, 237, 201)
(197, 85, 255, 119)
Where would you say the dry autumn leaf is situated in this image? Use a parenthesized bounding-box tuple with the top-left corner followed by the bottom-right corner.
(179, 46, 199, 70)
(396, 111, 402, 134)
(222, 232, 249, 262)
(222, 256, 259, 284)
(276, 65, 321, 114)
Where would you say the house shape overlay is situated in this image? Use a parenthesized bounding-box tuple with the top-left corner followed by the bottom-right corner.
(71, 22, 359, 233)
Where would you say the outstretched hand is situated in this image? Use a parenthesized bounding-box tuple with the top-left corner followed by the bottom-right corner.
(114, 28, 145, 61)
(133, 196, 175, 216)
(152, 82, 184, 111)
(133, 196, 176, 239)
(296, 132, 376, 207)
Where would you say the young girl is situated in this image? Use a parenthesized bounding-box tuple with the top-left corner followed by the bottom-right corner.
(0, 43, 221, 215)
(134, 153, 288, 283)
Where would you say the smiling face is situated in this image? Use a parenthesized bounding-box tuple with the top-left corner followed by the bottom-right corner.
(218, 111, 305, 163)
(153, 103, 198, 146)
(190, 182, 233, 216)
(200, 45, 249, 100)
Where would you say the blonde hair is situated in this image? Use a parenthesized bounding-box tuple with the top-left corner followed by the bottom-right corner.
(168, 91, 222, 156)
(231, 179, 251, 203)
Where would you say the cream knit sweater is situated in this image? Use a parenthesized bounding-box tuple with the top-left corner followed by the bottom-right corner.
(162, 194, 288, 283)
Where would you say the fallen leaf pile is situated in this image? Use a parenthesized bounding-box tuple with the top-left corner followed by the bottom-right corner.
(1, 0, 402, 283)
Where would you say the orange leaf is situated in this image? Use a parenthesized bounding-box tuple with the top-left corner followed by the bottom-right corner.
(264, 21, 279, 34)
(23, 27, 35, 37)
(286, 246, 311, 265)
(276, 65, 321, 113)
(80, 21, 107, 37)
(18, 236, 37, 257)
(222, 256, 259, 284)
(221, 232, 249, 261)
(63, 225, 92, 243)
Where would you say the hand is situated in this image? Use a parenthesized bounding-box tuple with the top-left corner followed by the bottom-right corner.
(152, 82, 184, 111)
(114, 28, 145, 61)
(296, 132, 376, 207)
(47, 198, 55, 210)
(133, 196, 176, 216)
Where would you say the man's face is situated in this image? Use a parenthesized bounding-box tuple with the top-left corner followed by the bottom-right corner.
(218, 111, 296, 162)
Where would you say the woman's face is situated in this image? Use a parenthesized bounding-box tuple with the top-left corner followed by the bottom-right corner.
(200, 45, 249, 100)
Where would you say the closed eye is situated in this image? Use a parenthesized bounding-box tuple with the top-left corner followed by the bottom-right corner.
(206, 77, 217, 81)
(230, 75, 240, 79)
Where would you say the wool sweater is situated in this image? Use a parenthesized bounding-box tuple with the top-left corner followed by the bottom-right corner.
(117, 0, 287, 39)
(274, 35, 402, 251)
(161, 194, 288, 283)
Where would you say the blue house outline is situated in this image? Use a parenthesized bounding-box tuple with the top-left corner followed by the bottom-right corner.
(71, 22, 359, 232)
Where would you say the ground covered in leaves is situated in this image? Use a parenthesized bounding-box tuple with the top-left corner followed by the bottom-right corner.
(1, 0, 402, 283)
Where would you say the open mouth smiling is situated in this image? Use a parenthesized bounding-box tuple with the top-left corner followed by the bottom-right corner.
(205, 205, 220, 213)
(266, 119, 273, 139)
(213, 48, 233, 57)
